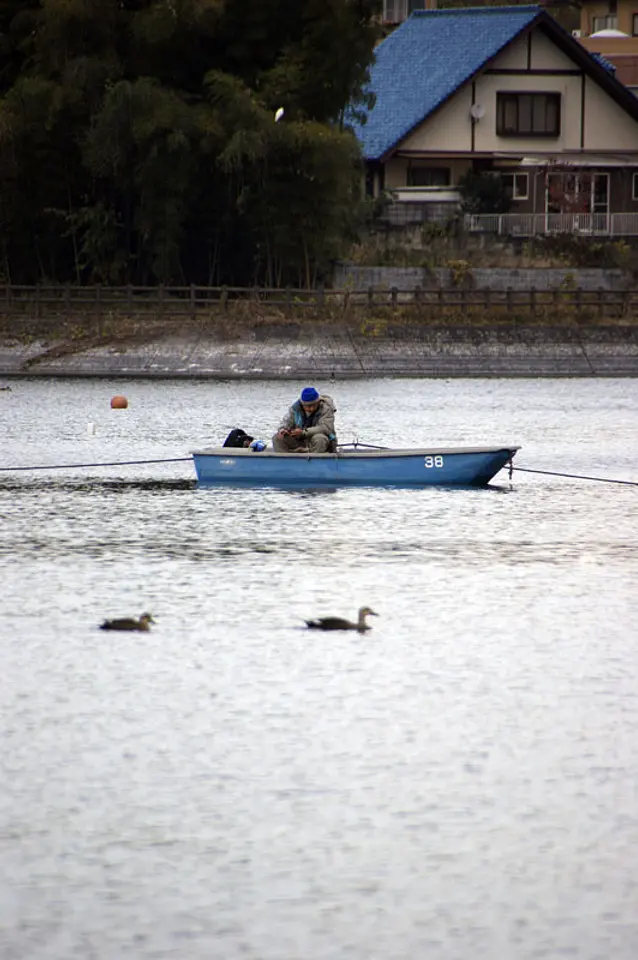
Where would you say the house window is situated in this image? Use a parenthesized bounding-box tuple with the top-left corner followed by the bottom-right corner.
(593, 14, 618, 29)
(496, 92, 561, 137)
(633, 13, 638, 35)
(632, 171, 638, 200)
(408, 166, 451, 187)
(382, 0, 422, 22)
(501, 172, 529, 200)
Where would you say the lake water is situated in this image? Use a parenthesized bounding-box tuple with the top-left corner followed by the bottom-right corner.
(1, 376, 638, 960)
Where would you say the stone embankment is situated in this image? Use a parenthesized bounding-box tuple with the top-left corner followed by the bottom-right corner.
(1, 321, 637, 379)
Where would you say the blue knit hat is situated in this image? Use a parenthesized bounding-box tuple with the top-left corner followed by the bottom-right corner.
(300, 386, 320, 403)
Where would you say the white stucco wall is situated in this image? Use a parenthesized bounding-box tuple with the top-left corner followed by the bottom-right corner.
(400, 86, 474, 153)
(390, 25, 638, 164)
(583, 76, 638, 149)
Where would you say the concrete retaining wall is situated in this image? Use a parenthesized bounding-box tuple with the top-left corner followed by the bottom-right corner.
(1, 324, 637, 379)
(333, 264, 631, 292)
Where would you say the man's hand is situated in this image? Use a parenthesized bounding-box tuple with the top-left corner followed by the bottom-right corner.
(289, 428, 304, 438)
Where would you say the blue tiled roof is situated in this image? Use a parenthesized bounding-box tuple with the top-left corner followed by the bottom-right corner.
(590, 51, 616, 75)
(354, 5, 542, 160)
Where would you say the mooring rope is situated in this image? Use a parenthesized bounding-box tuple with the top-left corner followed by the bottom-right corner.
(0, 457, 192, 472)
(512, 466, 638, 487)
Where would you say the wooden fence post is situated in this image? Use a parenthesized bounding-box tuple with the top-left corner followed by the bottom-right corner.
(10, 281, 638, 326)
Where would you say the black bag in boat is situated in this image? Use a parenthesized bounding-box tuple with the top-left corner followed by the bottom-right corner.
(223, 428, 254, 448)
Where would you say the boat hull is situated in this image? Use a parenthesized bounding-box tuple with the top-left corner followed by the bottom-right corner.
(191, 446, 519, 489)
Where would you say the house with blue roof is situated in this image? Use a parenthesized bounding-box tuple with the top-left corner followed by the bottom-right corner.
(352, 5, 638, 236)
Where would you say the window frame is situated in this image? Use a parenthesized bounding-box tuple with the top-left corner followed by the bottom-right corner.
(407, 165, 452, 188)
(633, 12, 638, 35)
(593, 14, 618, 30)
(500, 172, 529, 201)
(496, 92, 561, 138)
(632, 171, 638, 201)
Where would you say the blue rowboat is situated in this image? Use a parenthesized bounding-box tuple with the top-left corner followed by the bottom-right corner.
(191, 444, 520, 488)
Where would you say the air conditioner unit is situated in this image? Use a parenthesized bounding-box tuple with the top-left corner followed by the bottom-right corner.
(572, 29, 582, 37)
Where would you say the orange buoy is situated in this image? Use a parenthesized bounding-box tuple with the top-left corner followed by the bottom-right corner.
(110, 395, 128, 409)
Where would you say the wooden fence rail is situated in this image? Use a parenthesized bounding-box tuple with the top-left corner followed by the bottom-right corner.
(1, 283, 638, 320)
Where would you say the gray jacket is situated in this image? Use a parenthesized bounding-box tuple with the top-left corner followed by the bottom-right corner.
(280, 395, 337, 442)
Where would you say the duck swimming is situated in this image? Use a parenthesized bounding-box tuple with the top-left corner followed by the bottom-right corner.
(305, 606, 378, 633)
(99, 612, 156, 632)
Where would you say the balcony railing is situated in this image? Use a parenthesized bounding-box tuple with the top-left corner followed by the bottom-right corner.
(381, 195, 638, 235)
(383, 187, 462, 226)
(391, 186, 462, 204)
(464, 212, 638, 237)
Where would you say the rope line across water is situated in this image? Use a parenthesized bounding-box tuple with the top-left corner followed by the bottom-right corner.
(0, 457, 192, 472)
(512, 466, 638, 487)
(0, 457, 635, 487)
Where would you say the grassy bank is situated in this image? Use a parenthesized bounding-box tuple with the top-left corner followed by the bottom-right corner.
(2, 293, 638, 345)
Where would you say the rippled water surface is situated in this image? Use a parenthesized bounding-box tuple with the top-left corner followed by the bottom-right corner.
(1, 376, 638, 960)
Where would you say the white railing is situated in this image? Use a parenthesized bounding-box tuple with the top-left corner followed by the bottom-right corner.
(608, 213, 638, 236)
(463, 212, 638, 236)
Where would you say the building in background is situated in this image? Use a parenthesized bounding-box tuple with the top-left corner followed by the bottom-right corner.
(352, 5, 638, 237)
(575, 0, 638, 93)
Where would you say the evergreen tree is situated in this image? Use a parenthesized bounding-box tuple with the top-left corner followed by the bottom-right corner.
(0, 0, 381, 285)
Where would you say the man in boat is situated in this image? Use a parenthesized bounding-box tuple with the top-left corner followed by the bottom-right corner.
(272, 386, 337, 453)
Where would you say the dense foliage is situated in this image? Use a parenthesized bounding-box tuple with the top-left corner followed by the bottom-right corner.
(458, 171, 512, 215)
(0, 0, 380, 285)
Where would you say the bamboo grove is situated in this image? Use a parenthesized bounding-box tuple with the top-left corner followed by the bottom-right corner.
(0, 0, 381, 286)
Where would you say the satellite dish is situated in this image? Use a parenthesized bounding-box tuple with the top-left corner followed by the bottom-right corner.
(470, 104, 485, 120)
